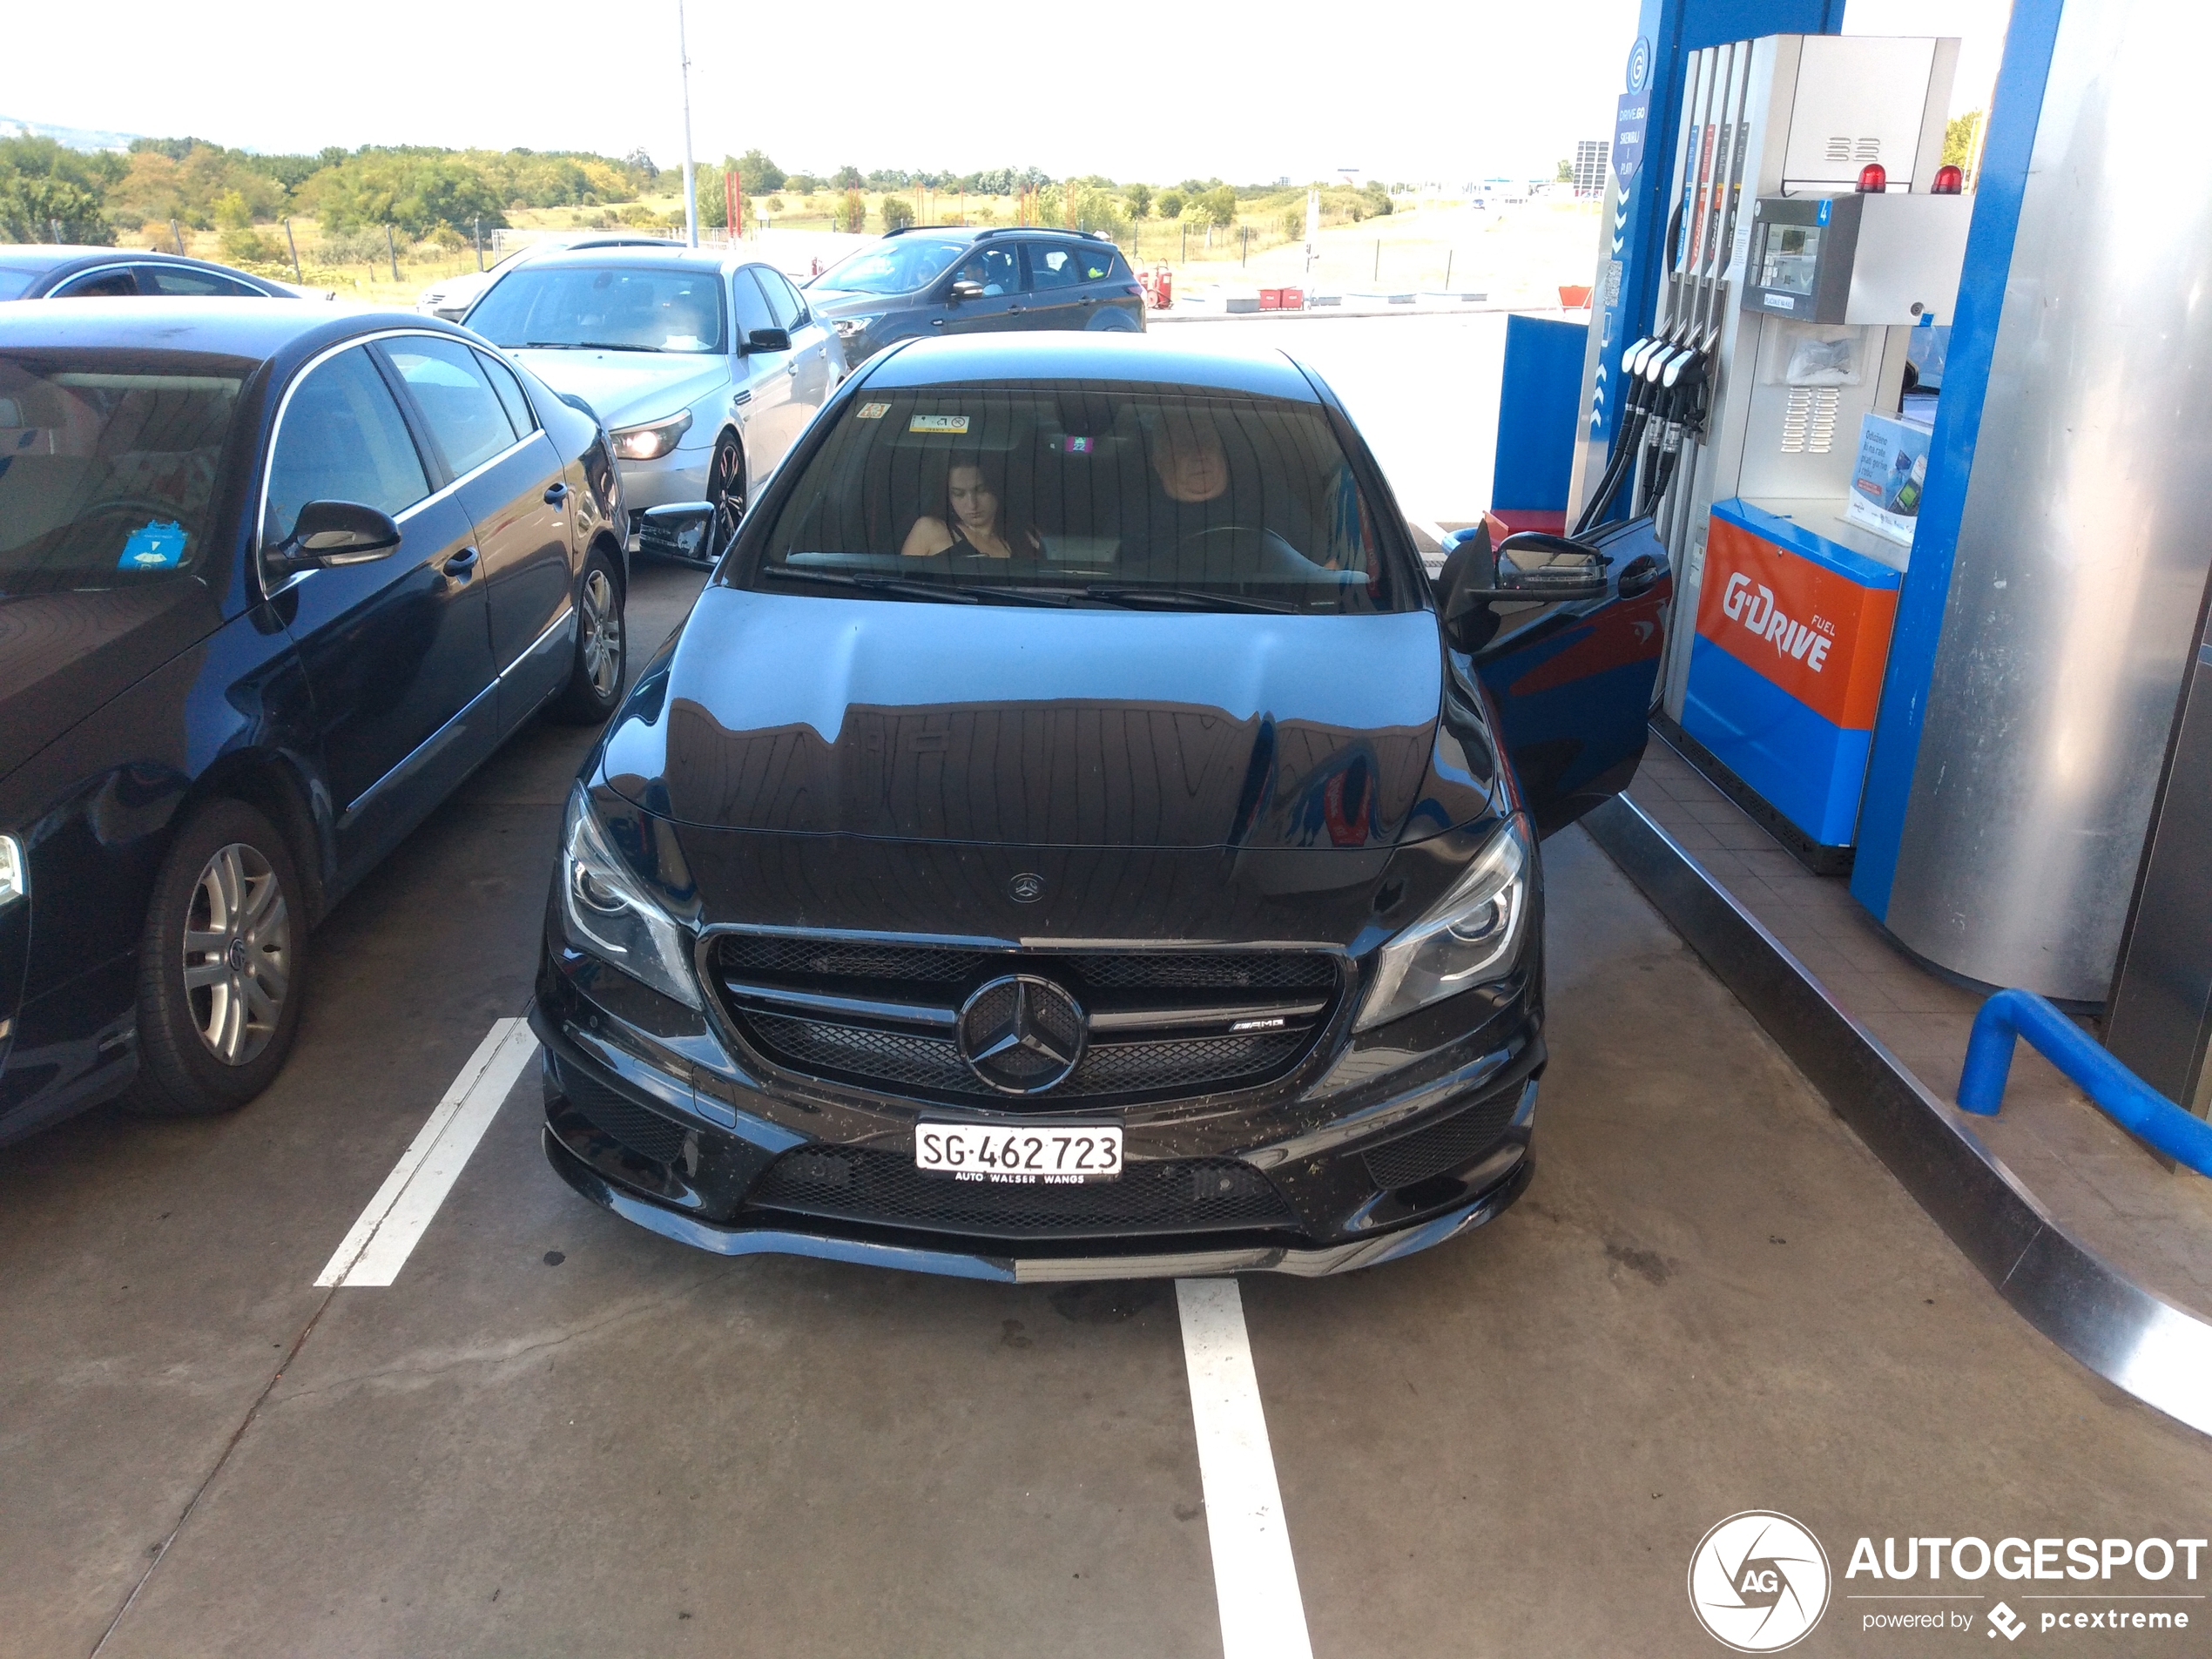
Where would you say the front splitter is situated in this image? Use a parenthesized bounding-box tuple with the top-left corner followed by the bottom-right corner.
(544, 1127, 1529, 1283)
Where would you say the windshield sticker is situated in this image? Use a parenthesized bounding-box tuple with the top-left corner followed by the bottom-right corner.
(855, 401, 890, 420)
(118, 520, 188, 570)
(909, 414, 969, 434)
(1062, 435, 1095, 454)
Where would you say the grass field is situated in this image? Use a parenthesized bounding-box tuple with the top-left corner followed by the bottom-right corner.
(132, 188, 1602, 312)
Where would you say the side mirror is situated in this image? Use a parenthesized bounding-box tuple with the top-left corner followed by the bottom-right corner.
(271, 500, 402, 572)
(639, 500, 720, 560)
(1490, 531, 1611, 600)
(745, 327, 792, 354)
(948, 280, 984, 302)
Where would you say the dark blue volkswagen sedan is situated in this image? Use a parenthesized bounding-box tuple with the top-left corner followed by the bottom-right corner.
(535, 333, 1669, 1280)
(0, 300, 630, 1136)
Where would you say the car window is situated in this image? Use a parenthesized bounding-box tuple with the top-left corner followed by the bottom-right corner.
(746, 387, 1402, 615)
(954, 246, 1019, 297)
(759, 267, 808, 328)
(382, 336, 520, 477)
(264, 347, 430, 545)
(812, 237, 968, 296)
(1025, 245, 1087, 291)
(473, 347, 538, 435)
(731, 270, 775, 341)
(467, 264, 729, 354)
(0, 266, 45, 300)
(754, 268, 800, 332)
(0, 349, 247, 595)
(1074, 244, 1121, 282)
(50, 268, 139, 299)
(139, 266, 265, 297)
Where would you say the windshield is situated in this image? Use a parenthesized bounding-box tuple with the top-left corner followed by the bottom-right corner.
(0, 350, 247, 596)
(811, 238, 969, 297)
(0, 266, 42, 301)
(468, 264, 728, 354)
(740, 386, 1409, 615)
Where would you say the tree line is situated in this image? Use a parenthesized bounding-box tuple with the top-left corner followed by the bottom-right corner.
(1, 132, 1399, 248)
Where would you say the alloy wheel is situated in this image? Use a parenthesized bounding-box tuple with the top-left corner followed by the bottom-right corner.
(707, 438, 745, 559)
(180, 841, 291, 1066)
(580, 567, 623, 698)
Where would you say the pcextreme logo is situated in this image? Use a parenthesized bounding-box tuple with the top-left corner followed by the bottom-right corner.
(1689, 1511, 1832, 1652)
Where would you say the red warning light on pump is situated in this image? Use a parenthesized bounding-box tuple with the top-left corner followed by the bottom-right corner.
(1856, 163, 1888, 192)
(1932, 165, 1964, 194)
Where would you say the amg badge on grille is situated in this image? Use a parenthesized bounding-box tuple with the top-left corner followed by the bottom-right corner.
(955, 975, 1086, 1093)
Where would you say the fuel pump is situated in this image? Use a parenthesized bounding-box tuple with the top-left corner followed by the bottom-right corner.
(1568, 32, 1968, 867)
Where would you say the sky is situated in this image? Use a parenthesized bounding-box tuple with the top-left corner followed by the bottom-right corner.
(11, 0, 2012, 185)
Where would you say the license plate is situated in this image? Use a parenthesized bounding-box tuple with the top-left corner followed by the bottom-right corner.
(914, 1123, 1123, 1183)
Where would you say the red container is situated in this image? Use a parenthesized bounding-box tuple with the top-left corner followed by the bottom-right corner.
(1260, 288, 1286, 309)
(1279, 287, 1304, 309)
(1558, 284, 1593, 309)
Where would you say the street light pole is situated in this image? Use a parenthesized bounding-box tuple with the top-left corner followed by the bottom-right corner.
(677, 0, 698, 248)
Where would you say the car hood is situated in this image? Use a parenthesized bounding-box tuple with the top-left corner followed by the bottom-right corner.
(502, 350, 729, 431)
(806, 287, 904, 320)
(0, 583, 225, 781)
(599, 589, 1457, 852)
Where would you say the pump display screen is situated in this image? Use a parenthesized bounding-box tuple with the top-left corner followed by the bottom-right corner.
(1758, 223, 1823, 295)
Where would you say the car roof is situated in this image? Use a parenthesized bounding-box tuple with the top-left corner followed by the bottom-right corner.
(0, 245, 275, 280)
(855, 333, 1322, 401)
(519, 245, 763, 276)
(0, 296, 466, 361)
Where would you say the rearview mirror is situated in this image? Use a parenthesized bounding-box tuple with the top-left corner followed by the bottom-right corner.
(745, 327, 792, 354)
(948, 280, 984, 302)
(1490, 532, 1611, 599)
(272, 500, 402, 572)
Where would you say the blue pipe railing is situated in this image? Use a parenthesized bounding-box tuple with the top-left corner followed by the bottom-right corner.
(1958, 988, 2212, 1177)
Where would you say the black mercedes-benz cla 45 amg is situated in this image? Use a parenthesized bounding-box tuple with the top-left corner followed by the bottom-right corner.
(533, 333, 1669, 1280)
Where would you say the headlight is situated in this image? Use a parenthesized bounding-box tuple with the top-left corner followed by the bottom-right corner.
(832, 315, 879, 339)
(610, 409, 694, 462)
(0, 833, 24, 908)
(560, 786, 701, 1009)
(1354, 817, 1530, 1032)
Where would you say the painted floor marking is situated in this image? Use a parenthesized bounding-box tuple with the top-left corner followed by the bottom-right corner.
(1176, 1278, 1315, 1659)
(1410, 516, 1453, 548)
(314, 1018, 539, 1287)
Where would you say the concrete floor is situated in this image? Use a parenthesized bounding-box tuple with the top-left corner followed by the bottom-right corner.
(6, 341, 2210, 1656)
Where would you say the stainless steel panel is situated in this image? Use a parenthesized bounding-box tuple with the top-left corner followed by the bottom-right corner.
(1888, 0, 2212, 1000)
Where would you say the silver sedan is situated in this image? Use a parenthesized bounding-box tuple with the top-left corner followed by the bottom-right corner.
(462, 247, 843, 562)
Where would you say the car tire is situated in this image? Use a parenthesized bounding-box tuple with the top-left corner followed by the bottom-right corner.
(125, 799, 307, 1118)
(703, 432, 745, 565)
(1085, 306, 1142, 332)
(546, 549, 627, 725)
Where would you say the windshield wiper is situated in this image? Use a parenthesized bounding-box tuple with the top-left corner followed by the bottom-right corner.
(758, 566, 979, 604)
(1081, 585, 1298, 614)
(518, 341, 660, 353)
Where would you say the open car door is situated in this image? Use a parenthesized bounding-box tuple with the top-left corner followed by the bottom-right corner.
(1435, 515, 1671, 837)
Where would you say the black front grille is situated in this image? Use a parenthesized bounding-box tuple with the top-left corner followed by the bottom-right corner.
(748, 1145, 1295, 1239)
(1361, 1089, 1521, 1190)
(710, 934, 1340, 1109)
(558, 1062, 688, 1167)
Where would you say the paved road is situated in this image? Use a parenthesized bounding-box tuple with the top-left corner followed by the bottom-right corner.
(5, 374, 2209, 1657)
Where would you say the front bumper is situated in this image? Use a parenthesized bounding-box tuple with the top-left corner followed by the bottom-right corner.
(531, 926, 1544, 1281)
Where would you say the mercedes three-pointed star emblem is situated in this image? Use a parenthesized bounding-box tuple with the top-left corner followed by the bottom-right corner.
(955, 974, 1087, 1094)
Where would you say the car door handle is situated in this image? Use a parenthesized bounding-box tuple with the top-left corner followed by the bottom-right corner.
(543, 482, 570, 506)
(1078, 295, 1096, 304)
(443, 547, 480, 578)
(1008, 306, 1028, 314)
(932, 318, 947, 327)
(786, 361, 799, 374)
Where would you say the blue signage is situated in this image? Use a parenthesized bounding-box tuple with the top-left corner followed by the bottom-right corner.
(1614, 92, 1649, 185)
(1627, 34, 1652, 94)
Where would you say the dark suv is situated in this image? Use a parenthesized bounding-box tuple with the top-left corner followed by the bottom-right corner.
(805, 227, 1144, 365)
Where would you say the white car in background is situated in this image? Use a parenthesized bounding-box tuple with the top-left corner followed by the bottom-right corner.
(416, 233, 679, 320)
(462, 246, 843, 563)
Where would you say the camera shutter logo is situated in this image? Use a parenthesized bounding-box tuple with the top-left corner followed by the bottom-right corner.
(1687, 1511, 1831, 1652)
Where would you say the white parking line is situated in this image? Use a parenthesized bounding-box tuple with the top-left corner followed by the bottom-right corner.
(314, 1018, 539, 1288)
(1176, 1278, 1314, 1659)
